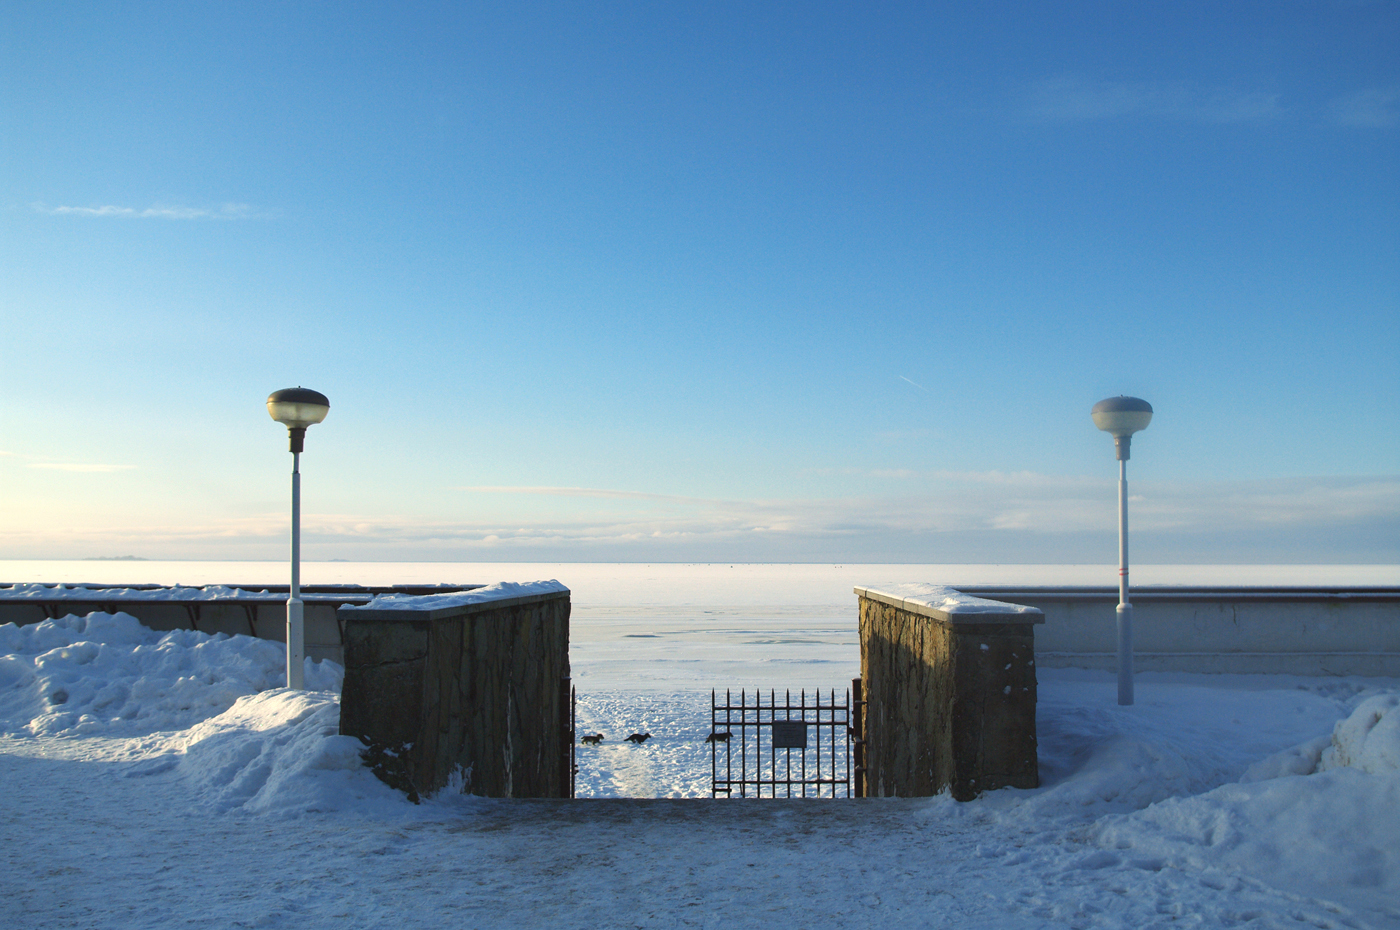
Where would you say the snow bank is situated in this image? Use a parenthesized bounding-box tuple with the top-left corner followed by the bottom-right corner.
(167, 689, 410, 817)
(1088, 690, 1400, 918)
(0, 610, 411, 820)
(0, 611, 341, 737)
(1320, 692, 1400, 774)
(0, 611, 416, 818)
(971, 673, 1349, 823)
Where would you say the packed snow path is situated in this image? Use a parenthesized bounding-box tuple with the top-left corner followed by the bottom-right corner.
(2, 742, 1393, 930)
(1, 611, 1398, 929)
(4, 738, 1394, 930)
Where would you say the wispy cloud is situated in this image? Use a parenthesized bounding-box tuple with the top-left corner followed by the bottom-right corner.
(27, 463, 136, 473)
(456, 486, 717, 505)
(31, 202, 257, 220)
(1330, 86, 1400, 128)
(898, 376, 928, 392)
(1028, 77, 1284, 124)
(804, 467, 1099, 486)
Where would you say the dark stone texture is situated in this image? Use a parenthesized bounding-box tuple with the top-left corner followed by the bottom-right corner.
(859, 597, 1039, 800)
(338, 593, 570, 799)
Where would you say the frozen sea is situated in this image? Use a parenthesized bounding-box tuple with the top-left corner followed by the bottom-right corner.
(1, 562, 1397, 928)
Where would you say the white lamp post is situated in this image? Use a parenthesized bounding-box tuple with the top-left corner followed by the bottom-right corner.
(1092, 395, 1153, 706)
(267, 387, 330, 690)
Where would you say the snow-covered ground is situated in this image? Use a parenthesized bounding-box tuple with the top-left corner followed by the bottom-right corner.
(2, 581, 1398, 928)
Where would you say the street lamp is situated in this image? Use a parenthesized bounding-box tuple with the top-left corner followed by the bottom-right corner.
(267, 387, 330, 690)
(1092, 395, 1153, 706)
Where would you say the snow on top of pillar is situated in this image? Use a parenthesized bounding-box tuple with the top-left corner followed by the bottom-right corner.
(855, 583, 1044, 623)
(341, 580, 570, 618)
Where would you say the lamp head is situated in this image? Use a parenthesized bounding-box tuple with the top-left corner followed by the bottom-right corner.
(1092, 396, 1152, 460)
(267, 387, 330, 453)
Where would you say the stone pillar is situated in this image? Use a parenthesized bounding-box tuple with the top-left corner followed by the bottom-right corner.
(337, 582, 571, 800)
(855, 584, 1043, 801)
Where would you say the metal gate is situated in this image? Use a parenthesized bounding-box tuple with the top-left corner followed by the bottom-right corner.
(709, 686, 854, 798)
(561, 678, 576, 799)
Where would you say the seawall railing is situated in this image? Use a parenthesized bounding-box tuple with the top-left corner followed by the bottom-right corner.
(954, 585, 1399, 676)
(3, 582, 1396, 677)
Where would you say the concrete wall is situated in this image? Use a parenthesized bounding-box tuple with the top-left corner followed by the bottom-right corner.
(338, 587, 571, 800)
(956, 586, 1400, 677)
(0, 585, 484, 667)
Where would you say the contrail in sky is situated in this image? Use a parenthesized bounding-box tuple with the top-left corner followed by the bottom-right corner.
(899, 375, 928, 392)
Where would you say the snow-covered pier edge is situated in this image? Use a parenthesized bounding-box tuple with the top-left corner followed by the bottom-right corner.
(0, 582, 486, 667)
(3, 581, 1396, 676)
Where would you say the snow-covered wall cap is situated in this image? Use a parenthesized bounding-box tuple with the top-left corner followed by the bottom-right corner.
(338, 581, 570, 621)
(0, 583, 481, 604)
(0, 583, 283, 601)
(855, 583, 1044, 625)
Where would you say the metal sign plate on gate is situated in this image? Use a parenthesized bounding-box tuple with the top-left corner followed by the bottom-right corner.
(770, 721, 807, 749)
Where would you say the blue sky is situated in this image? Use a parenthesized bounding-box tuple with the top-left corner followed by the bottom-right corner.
(2, 1, 1396, 563)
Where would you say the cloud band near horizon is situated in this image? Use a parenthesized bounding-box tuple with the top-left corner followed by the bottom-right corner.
(3, 474, 1395, 564)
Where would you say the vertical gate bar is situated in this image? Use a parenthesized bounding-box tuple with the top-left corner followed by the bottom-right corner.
(837, 687, 844, 797)
(824, 687, 829, 798)
(852, 677, 864, 798)
(815, 688, 821, 798)
(727, 688, 733, 795)
(568, 683, 574, 801)
(757, 687, 763, 798)
(833, 687, 839, 798)
(834, 687, 840, 797)
(730, 691, 735, 796)
(800, 688, 807, 798)
(562, 680, 574, 799)
(711, 688, 718, 798)
(571, 685, 577, 799)
(739, 688, 747, 798)
(786, 688, 792, 799)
